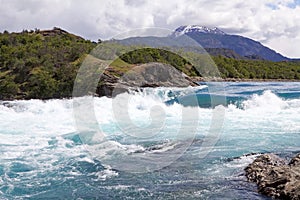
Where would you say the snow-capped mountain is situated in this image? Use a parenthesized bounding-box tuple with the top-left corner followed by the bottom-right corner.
(171, 25, 226, 37)
(117, 25, 289, 61)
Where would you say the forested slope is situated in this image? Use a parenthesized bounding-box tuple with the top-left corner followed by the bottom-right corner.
(1, 28, 300, 100)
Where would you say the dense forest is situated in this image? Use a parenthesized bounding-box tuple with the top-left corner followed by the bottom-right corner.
(1, 28, 300, 100)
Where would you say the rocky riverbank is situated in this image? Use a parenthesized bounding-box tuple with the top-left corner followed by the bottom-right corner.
(245, 153, 300, 199)
(97, 62, 199, 97)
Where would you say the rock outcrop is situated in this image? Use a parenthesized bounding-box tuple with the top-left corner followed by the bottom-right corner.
(245, 153, 300, 199)
(97, 62, 199, 97)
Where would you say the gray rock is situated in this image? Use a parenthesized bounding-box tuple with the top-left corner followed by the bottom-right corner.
(245, 153, 300, 199)
(98, 62, 199, 97)
(289, 154, 300, 166)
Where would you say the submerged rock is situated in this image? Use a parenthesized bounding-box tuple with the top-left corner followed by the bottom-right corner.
(245, 153, 300, 199)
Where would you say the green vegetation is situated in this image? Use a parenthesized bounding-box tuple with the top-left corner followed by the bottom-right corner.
(0, 28, 96, 99)
(213, 56, 300, 79)
(115, 48, 300, 80)
(0, 28, 300, 100)
(119, 48, 200, 77)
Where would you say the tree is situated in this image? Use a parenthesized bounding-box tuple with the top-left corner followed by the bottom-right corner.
(0, 74, 19, 99)
(27, 68, 57, 99)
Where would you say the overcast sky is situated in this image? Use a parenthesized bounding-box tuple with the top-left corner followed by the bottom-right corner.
(1, 0, 300, 58)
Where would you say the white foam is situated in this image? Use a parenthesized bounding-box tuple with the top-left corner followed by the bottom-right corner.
(242, 90, 287, 112)
(0, 99, 76, 136)
(225, 154, 260, 169)
(224, 90, 300, 136)
(0, 87, 299, 178)
(91, 165, 119, 181)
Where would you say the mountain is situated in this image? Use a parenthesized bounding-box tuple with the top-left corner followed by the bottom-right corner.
(171, 25, 226, 37)
(175, 25, 288, 61)
(117, 25, 290, 61)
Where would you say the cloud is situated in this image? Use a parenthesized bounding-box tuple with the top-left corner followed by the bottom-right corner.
(0, 0, 299, 57)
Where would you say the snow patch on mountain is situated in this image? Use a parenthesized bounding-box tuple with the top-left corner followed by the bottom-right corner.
(171, 25, 226, 37)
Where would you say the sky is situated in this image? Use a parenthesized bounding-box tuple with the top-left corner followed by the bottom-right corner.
(0, 0, 300, 58)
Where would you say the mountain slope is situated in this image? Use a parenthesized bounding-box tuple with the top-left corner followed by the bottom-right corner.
(182, 31, 288, 61)
(117, 25, 289, 61)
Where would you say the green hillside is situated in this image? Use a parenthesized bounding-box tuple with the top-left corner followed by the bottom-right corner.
(1, 28, 300, 100)
(0, 28, 96, 99)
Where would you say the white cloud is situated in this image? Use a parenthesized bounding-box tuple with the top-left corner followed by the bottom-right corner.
(0, 0, 299, 57)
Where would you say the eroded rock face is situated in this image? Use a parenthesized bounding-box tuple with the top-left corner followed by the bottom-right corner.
(97, 62, 199, 97)
(245, 153, 300, 200)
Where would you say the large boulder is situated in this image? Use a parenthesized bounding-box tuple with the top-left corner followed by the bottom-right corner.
(97, 62, 199, 97)
(245, 153, 300, 199)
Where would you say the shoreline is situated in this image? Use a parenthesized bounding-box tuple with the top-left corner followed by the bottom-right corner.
(190, 77, 300, 82)
(1, 79, 300, 101)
